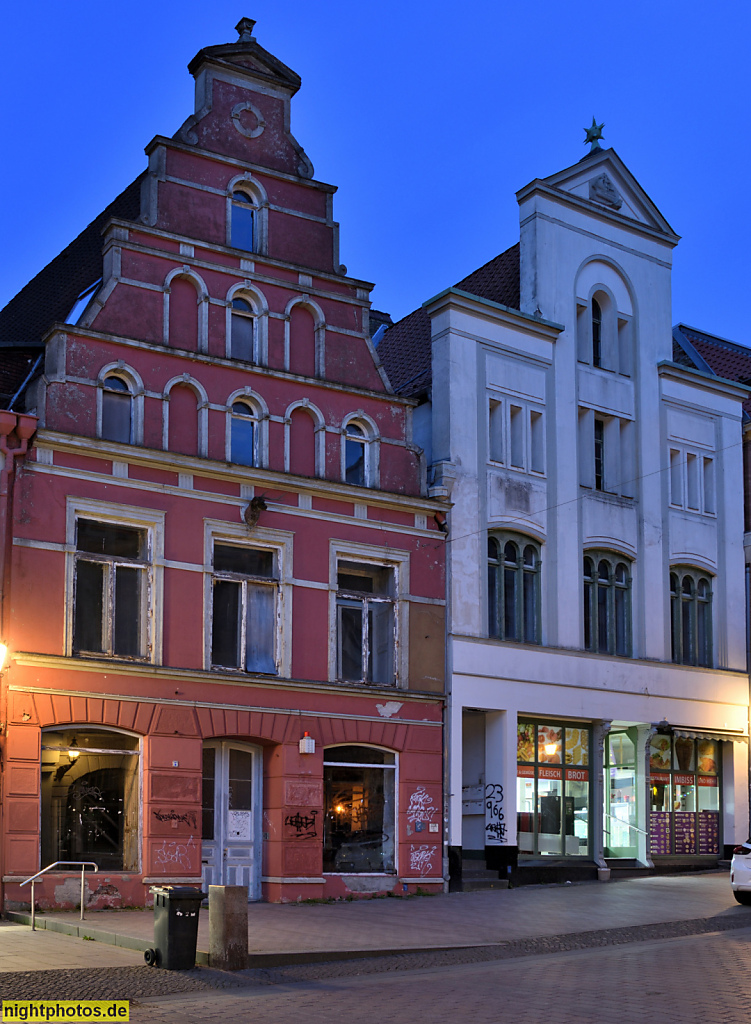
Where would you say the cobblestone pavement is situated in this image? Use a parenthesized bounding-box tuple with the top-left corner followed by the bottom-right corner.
(126, 927, 751, 1024)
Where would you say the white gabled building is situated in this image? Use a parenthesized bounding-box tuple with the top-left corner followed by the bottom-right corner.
(379, 144, 749, 886)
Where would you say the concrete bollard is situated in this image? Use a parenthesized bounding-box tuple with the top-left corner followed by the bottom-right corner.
(209, 885, 249, 970)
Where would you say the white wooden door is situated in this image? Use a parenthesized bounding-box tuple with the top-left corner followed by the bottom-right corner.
(201, 741, 262, 900)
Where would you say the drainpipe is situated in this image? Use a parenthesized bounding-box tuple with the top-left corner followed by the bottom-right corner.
(741, 565, 745, 843)
(0, 411, 37, 915)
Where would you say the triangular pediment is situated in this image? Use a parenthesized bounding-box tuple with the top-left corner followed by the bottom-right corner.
(188, 25, 302, 95)
(535, 148, 678, 240)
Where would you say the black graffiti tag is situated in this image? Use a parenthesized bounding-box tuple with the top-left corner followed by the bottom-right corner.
(284, 810, 318, 839)
(484, 783, 507, 844)
(152, 809, 197, 829)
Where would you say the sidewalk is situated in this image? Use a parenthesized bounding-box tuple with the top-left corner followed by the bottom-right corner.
(6, 871, 748, 967)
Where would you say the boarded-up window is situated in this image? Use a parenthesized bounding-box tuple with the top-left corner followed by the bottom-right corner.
(289, 407, 316, 477)
(168, 384, 199, 456)
(169, 276, 199, 351)
(289, 306, 316, 377)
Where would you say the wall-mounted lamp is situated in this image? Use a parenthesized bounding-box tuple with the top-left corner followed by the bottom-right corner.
(0, 644, 8, 672)
(656, 719, 671, 735)
(299, 731, 315, 755)
(68, 737, 80, 761)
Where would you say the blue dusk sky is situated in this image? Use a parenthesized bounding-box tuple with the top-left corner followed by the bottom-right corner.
(1, 1, 749, 344)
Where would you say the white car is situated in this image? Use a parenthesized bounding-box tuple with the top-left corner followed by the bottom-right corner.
(731, 841, 751, 905)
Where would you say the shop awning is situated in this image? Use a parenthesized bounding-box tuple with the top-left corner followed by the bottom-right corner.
(673, 728, 748, 743)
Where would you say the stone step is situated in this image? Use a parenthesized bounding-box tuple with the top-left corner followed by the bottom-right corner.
(461, 878, 510, 892)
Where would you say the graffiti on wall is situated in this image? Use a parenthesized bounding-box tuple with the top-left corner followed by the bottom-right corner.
(409, 844, 437, 877)
(152, 809, 197, 829)
(154, 834, 196, 871)
(284, 810, 318, 839)
(406, 786, 437, 823)
(484, 783, 506, 845)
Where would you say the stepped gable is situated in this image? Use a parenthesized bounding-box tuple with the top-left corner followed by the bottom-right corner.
(674, 323, 751, 415)
(0, 176, 143, 346)
(379, 243, 520, 398)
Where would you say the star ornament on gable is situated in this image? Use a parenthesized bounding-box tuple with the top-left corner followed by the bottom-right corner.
(584, 117, 605, 153)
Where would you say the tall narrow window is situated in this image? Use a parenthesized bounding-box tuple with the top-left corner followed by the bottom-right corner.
(670, 569, 712, 667)
(488, 399, 503, 462)
(594, 419, 605, 490)
(231, 191, 256, 251)
(345, 423, 367, 486)
(231, 298, 255, 362)
(211, 544, 277, 674)
(488, 534, 541, 643)
(592, 298, 603, 367)
(509, 405, 524, 468)
(101, 376, 132, 444)
(583, 553, 631, 657)
(230, 402, 257, 467)
(336, 562, 395, 684)
(73, 519, 148, 659)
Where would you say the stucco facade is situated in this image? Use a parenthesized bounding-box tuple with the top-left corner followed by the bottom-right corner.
(0, 21, 447, 909)
(381, 147, 749, 885)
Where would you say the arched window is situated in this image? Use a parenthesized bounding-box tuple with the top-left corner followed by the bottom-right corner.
(230, 402, 257, 467)
(488, 535, 541, 643)
(583, 553, 631, 656)
(345, 422, 367, 486)
(101, 376, 132, 443)
(231, 297, 255, 362)
(591, 297, 603, 367)
(231, 191, 256, 251)
(670, 569, 712, 666)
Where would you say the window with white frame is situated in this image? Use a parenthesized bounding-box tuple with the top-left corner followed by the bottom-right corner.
(73, 519, 150, 659)
(487, 534, 541, 643)
(670, 568, 712, 667)
(578, 408, 635, 497)
(583, 552, 631, 657)
(230, 190, 257, 251)
(211, 543, 278, 674)
(487, 394, 544, 474)
(230, 401, 258, 466)
(344, 420, 377, 487)
(336, 561, 395, 685)
(230, 297, 256, 362)
(669, 446, 715, 514)
(101, 375, 132, 444)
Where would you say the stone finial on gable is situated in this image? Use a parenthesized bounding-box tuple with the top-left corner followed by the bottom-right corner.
(235, 18, 256, 42)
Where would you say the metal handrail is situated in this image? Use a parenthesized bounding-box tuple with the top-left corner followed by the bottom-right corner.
(604, 812, 648, 837)
(20, 861, 99, 931)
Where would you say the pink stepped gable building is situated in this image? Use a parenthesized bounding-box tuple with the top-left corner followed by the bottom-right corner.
(0, 20, 447, 908)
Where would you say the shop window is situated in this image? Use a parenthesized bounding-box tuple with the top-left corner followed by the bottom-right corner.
(670, 569, 712, 667)
(40, 729, 139, 871)
(73, 519, 149, 659)
(230, 190, 256, 251)
(336, 561, 395, 684)
(516, 721, 590, 858)
(487, 535, 540, 644)
(583, 553, 631, 656)
(101, 376, 132, 444)
(230, 298, 255, 362)
(649, 733, 720, 856)
(211, 543, 277, 674)
(230, 401, 258, 467)
(323, 745, 396, 873)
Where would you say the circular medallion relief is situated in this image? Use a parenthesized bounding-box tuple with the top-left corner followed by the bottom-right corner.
(231, 101, 266, 139)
